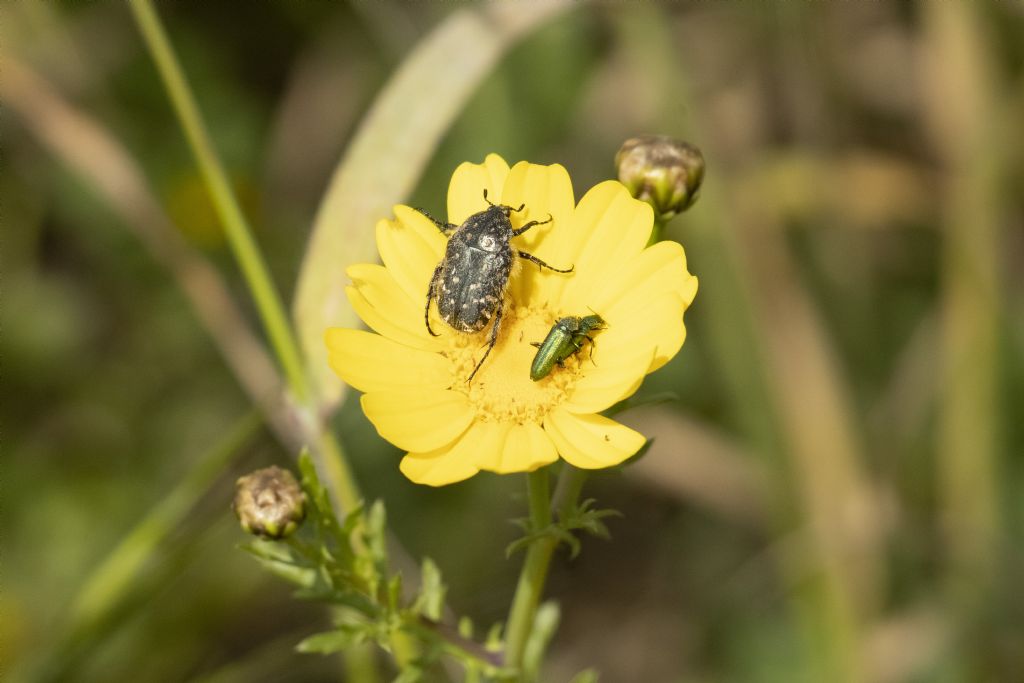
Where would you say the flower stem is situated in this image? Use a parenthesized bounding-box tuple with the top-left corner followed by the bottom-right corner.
(503, 464, 590, 674)
(647, 217, 667, 246)
(129, 0, 308, 402)
(551, 465, 588, 519)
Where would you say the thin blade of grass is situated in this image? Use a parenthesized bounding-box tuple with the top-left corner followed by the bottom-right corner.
(293, 0, 577, 409)
(921, 0, 1005, 611)
(0, 58, 286, 437)
(69, 412, 261, 631)
(612, 6, 882, 679)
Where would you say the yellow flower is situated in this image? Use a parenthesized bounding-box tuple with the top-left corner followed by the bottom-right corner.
(325, 154, 698, 486)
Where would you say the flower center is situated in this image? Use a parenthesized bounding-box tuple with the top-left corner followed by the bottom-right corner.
(444, 305, 584, 424)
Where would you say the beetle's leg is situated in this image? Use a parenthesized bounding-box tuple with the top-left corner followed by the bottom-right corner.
(467, 304, 502, 383)
(425, 264, 443, 336)
(517, 251, 574, 273)
(414, 207, 458, 235)
(530, 342, 542, 348)
(584, 335, 598, 365)
(511, 214, 553, 236)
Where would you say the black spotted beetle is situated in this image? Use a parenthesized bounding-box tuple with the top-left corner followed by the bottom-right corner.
(420, 190, 573, 382)
(529, 314, 606, 381)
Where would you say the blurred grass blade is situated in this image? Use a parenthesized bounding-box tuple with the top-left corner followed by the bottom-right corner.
(613, 7, 881, 679)
(921, 1, 1005, 608)
(0, 57, 285, 434)
(293, 0, 577, 408)
(69, 412, 261, 630)
(130, 0, 310, 401)
(128, 0, 365, 512)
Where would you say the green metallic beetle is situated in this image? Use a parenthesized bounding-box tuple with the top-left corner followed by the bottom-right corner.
(529, 314, 606, 381)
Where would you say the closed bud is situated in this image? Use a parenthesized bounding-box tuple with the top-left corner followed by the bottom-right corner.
(615, 136, 705, 219)
(233, 466, 306, 539)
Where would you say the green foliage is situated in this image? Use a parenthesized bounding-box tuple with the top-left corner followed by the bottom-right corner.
(507, 498, 622, 560)
(241, 450, 509, 679)
(521, 602, 560, 683)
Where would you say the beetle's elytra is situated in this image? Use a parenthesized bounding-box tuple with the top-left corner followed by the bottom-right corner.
(529, 314, 606, 381)
(420, 191, 573, 383)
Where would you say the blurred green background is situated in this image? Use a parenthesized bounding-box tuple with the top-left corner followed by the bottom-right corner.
(3, 1, 1023, 682)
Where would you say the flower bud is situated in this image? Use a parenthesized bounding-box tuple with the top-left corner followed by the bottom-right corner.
(615, 136, 705, 219)
(233, 466, 306, 539)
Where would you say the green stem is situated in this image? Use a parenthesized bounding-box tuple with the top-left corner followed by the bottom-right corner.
(129, 0, 364, 513)
(503, 469, 558, 672)
(343, 642, 382, 683)
(647, 215, 668, 245)
(389, 630, 421, 674)
(129, 0, 308, 402)
(551, 465, 588, 520)
(318, 424, 364, 515)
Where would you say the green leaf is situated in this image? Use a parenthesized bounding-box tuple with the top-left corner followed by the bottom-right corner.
(239, 541, 318, 588)
(296, 625, 370, 654)
(485, 622, 504, 651)
(458, 615, 474, 639)
(298, 449, 335, 527)
(387, 573, 403, 612)
(522, 601, 560, 683)
(239, 538, 292, 563)
(292, 0, 579, 410)
(506, 524, 579, 559)
(364, 500, 388, 566)
(391, 666, 424, 683)
(414, 557, 446, 621)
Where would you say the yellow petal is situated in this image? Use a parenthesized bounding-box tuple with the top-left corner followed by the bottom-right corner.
(562, 240, 695, 314)
(501, 161, 577, 307)
(487, 421, 559, 474)
(551, 182, 653, 306)
(447, 154, 510, 225)
(454, 420, 511, 474)
(325, 328, 451, 393)
(376, 210, 445, 304)
(345, 286, 429, 351)
(393, 205, 449, 252)
(362, 390, 474, 452)
(399, 420, 498, 486)
(563, 347, 653, 414)
(599, 292, 687, 372)
(543, 409, 646, 469)
(345, 264, 442, 350)
(502, 161, 575, 255)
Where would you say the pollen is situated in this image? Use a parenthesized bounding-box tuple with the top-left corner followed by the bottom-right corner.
(444, 306, 582, 424)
